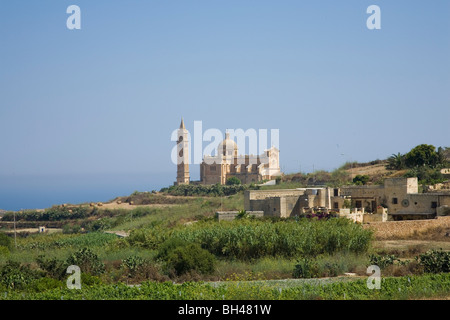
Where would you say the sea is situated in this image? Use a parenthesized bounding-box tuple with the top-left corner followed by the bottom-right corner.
(0, 172, 173, 211)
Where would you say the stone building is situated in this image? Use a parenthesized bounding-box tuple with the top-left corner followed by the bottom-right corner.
(175, 118, 281, 185)
(244, 177, 450, 221)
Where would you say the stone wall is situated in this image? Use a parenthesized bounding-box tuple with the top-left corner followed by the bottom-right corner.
(215, 211, 264, 221)
(244, 189, 305, 211)
(363, 216, 450, 240)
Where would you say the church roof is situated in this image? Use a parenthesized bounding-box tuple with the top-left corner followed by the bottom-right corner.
(179, 117, 185, 129)
(218, 132, 238, 152)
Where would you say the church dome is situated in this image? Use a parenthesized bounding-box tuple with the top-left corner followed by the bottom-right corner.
(218, 132, 238, 156)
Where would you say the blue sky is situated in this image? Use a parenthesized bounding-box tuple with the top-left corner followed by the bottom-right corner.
(1, 0, 449, 185)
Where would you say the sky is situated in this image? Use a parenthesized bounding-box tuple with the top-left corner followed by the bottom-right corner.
(0, 1, 449, 209)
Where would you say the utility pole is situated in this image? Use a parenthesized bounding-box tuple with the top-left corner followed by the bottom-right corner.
(14, 211, 18, 249)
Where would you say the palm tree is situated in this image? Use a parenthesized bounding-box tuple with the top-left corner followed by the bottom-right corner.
(386, 152, 405, 170)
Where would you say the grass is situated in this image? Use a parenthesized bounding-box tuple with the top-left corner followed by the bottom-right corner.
(109, 194, 244, 231)
(2, 273, 449, 300)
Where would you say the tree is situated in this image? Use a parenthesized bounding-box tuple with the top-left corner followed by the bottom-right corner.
(386, 152, 405, 170)
(437, 147, 447, 167)
(226, 177, 241, 185)
(404, 144, 439, 168)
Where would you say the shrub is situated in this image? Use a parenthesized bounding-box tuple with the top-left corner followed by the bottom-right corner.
(226, 177, 241, 186)
(81, 273, 103, 287)
(157, 239, 216, 276)
(66, 248, 105, 276)
(353, 175, 370, 185)
(235, 210, 249, 220)
(416, 249, 450, 273)
(156, 238, 189, 260)
(161, 183, 253, 197)
(0, 245, 10, 258)
(0, 261, 41, 290)
(36, 255, 67, 280)
(121, 255, 147, 277)
(166, 243, 216, 276)
(0, 233, 12, 250)
(28, 277, 63, 292)
(369, 254, 398, 269)
(292, 258, 318, 278)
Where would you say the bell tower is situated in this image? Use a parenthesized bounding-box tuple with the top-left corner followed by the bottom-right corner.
(176, 117, 190, 185)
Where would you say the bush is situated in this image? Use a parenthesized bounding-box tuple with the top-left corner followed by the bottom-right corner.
(353, 175, 369, 185)
(404, 167, 444, 185)
(292, 258, 318, 278)
(81, 273, 103, 287)
(0, 261, 41, 290)
(165, 243, 216, 276)
(0, 246, 10, 258)
(28, 277, 63, 292)
(369, 254, 398, 269)
(156, 238, 188, 260)
(226, 177, 241, 186)
(66, 248, 105, 276)
(416, 249, 450, 273)
(121, 255, 147, 277)
(157, 239, 216, 276)
(0, 233, 12, 250)
(36, 255, 67, 280)
(161, 183, 254, 197)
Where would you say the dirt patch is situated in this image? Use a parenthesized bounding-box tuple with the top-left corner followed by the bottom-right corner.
(3, 228, 63, 234)
(373, 240, 450, 253)
(347, 163, 390, 177)
(93, 202, 176, 210)
(364, 216, 450, 240)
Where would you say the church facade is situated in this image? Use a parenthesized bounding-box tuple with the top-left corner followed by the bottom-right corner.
(175, 119, 281, 185)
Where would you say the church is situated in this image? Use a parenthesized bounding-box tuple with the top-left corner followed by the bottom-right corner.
(175, 118, 281, 185)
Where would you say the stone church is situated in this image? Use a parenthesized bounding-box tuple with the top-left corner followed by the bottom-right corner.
(175, 118, 281, 185)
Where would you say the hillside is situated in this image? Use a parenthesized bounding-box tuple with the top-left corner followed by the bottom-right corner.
(346, 162, 409, 181)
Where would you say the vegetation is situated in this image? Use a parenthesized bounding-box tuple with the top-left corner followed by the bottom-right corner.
(387, 152, 406, 170)
(164, 243, 216, 276)
(160, 183, 257, 197)
(226, 177, 241, 185)
(0, 273, 449, 300)
(353, 175, 370, 185)
(126, 218, 373, 260)
(1, 166, 449, 300)
(386, 144, 449, 185)
(416, 249, 450, 274)
(66, 248, 105, 276)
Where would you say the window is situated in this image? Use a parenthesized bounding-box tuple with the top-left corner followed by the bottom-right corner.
(392, 198, 398, 205)
(273, 208, 276, 211)
(334, 202, 339, 209)
(334, 189, 339, 197)
(431, 202, 438, 209)
(210, 166, 216, 172)
(355, 201, 362, 208)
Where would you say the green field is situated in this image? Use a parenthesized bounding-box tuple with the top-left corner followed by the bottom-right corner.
(0, 189, 449, 300)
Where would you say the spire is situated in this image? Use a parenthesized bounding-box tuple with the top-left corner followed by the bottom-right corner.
(180, 117, 185, 129)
